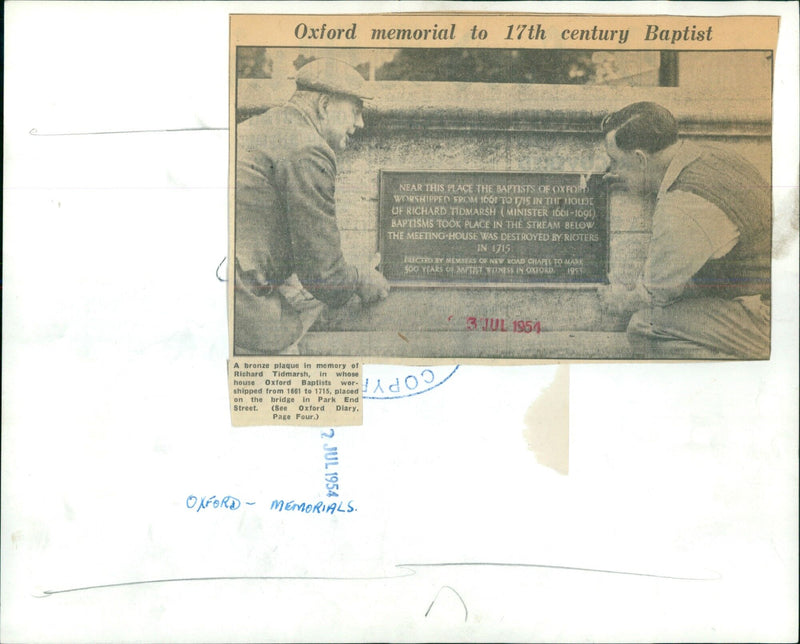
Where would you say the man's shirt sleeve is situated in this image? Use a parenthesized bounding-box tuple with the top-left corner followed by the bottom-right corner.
(278, 145, 358, 308)
(642, 190, 739, 306)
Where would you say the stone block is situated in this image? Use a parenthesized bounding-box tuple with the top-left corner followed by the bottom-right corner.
(609, 192, 654, 232)
(608, 232, 650, 285)
(299, 330, 634, 359)
(340, 230, 379, 264)
(313, 286, 604, 333)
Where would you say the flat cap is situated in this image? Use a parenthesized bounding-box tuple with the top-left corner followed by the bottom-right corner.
(295, 58, 372, 100)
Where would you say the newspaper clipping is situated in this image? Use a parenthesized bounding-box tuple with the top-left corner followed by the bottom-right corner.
(228, 12, 778, 425)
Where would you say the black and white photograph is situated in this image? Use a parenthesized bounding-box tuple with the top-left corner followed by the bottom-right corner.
(232, 41, 772, 360)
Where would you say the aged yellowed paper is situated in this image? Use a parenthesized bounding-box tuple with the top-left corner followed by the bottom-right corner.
(228, 12, 777, 424)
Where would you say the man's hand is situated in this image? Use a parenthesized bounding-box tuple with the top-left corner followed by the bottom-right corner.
(356, 253, 390, 304)
(598, 283, 642, 316)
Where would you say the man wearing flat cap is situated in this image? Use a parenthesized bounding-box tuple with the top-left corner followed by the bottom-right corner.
(235, 58, 390, 354)
(599, 101, 771, 359)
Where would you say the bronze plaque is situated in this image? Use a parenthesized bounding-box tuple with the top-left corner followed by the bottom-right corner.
(378, 171, 609, 286)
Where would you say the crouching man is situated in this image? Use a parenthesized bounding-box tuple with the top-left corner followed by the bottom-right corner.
(234, 58, 390, 355)
(599, 101, 771, 359)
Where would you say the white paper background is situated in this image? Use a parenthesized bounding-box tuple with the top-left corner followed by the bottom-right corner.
(2, 2, 798, 642)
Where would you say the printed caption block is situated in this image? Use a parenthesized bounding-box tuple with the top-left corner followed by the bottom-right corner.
(229, 359, 362, 426)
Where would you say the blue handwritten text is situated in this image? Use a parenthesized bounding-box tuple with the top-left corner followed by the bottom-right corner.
(270, 499, 356, 514)
(186, 495, 255, 512)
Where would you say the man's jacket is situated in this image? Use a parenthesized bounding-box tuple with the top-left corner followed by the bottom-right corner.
(236, 100, 358, 308)
(234, 100, 359, 352)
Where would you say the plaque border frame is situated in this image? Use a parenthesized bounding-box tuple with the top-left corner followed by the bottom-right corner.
(376, 169, 611, 290)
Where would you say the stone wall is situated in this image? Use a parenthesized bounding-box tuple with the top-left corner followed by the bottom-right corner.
(236, 80, 771, 349)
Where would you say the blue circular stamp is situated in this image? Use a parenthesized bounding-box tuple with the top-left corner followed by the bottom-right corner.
(363, 365, 459, 400)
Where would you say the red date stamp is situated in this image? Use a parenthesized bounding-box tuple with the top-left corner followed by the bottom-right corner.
(464, 317, 541, 333)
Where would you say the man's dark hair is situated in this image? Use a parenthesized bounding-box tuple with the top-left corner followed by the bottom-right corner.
(601, 102, 678, 153)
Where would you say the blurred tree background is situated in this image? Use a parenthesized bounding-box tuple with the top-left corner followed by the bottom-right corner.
(236, 47, 662, 86)
(374, 49, 595, 84)
(237, 47, 272, 78)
